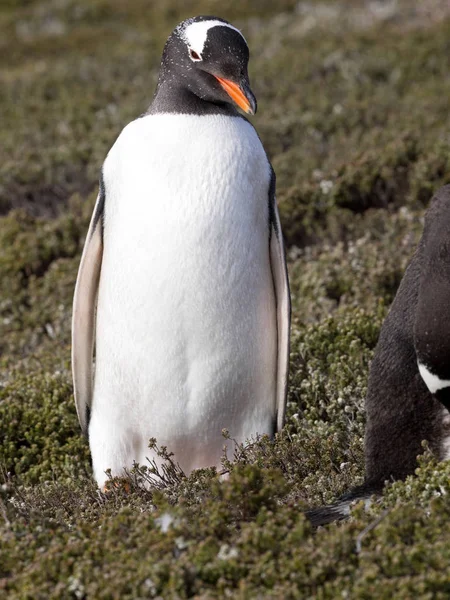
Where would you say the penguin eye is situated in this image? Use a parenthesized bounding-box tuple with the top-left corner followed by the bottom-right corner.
(189, 48, 202, 61)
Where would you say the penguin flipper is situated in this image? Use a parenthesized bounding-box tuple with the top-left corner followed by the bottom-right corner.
(72, 189, 104, 435)
(415, 265, 450, 411)
(414, 186, 450, 411)
(269, 176, 291, 432)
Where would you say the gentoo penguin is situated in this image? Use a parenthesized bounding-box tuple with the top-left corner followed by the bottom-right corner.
(307, 185, 450, 526)
(72, 16, 290, 487)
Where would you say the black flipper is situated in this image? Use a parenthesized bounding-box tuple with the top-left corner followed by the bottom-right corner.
(71, 172, 106, 435)
(268, 168, 291, 432)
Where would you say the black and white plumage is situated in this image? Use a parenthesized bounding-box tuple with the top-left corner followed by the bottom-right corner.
(307, 185, 450, 526)
(72, 16, 291, 487)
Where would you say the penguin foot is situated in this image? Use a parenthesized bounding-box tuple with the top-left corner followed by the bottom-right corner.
(102, 478, 132, 494)
(305, 484, 382, 527)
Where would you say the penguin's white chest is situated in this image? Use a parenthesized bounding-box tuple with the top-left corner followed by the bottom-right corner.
(90, 114, 276, 483)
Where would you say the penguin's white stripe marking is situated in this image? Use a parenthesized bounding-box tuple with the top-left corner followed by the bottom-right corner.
(440, 407, 450, 461)
(418, 362, 450, 394)
(181, 20, 246, 56)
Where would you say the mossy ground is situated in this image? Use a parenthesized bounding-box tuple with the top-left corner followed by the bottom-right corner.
(2, 0, 450, 597)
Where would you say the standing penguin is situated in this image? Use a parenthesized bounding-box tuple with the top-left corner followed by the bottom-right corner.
(72, 16, 290, 487)
(307, 184, 450, 526)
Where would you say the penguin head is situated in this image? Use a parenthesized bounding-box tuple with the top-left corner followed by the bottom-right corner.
(156, 16, 257, 116)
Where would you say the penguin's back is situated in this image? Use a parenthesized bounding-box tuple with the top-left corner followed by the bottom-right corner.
(91, 113, 277, 475)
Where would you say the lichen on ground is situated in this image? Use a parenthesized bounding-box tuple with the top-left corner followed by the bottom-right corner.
(2, 0, 450, 598)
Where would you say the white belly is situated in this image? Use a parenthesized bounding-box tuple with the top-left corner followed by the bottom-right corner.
(90, 113, 276, 484)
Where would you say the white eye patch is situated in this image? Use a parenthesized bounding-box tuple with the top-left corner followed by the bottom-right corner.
(181, 20, 247, 60)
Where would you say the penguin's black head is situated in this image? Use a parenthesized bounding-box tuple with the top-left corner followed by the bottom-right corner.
(152, 16, 257, 116)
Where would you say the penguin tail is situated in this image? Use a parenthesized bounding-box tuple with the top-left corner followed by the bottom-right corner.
(305, 484, 382, 527)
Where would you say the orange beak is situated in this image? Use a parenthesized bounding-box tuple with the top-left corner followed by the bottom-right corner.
(214, 76, 256, 115)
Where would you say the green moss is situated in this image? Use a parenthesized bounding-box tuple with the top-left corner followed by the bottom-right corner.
(3, 461, 450, 598)
(0, 194, 92, 364)
(0, 371, 90, 484)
